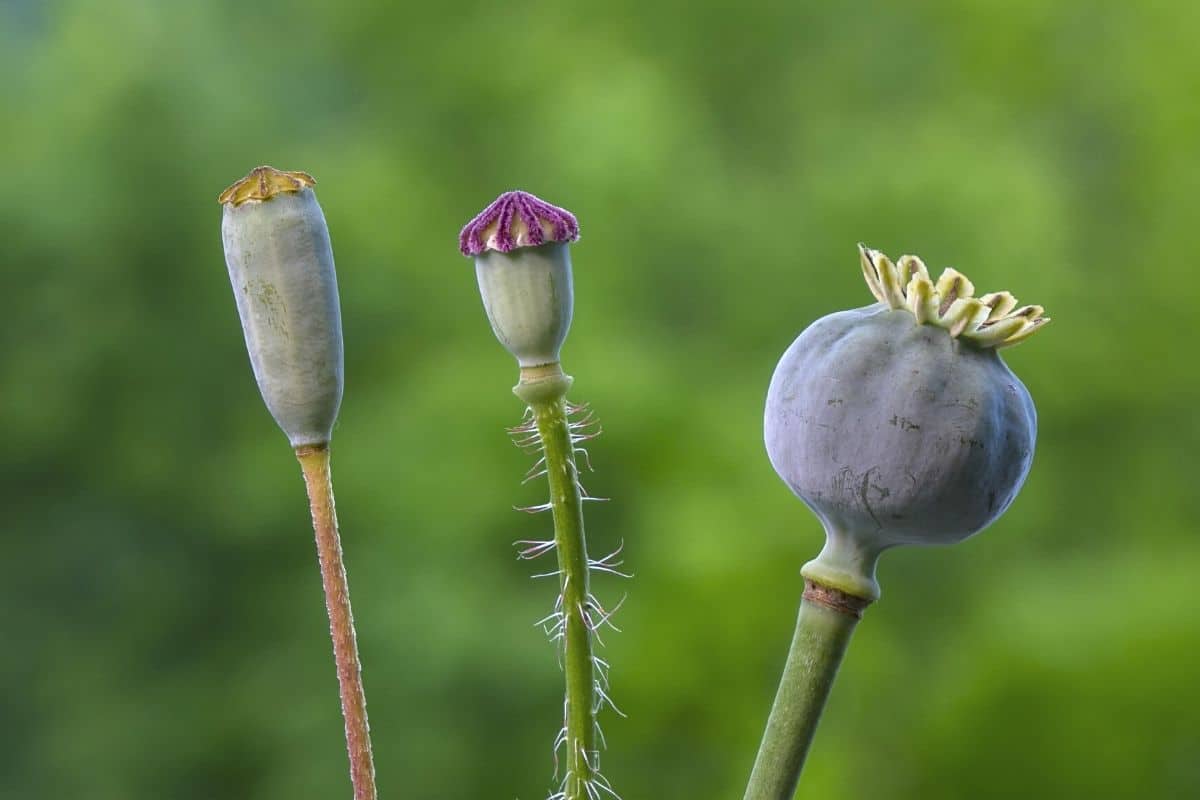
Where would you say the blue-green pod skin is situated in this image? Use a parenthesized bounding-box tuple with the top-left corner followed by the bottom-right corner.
(475, 242, 574, 368)
(222, 189, 344, 447)
(765, 305, 1036, 558)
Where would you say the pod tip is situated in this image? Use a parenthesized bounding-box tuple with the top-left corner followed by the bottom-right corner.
(459, 190, 579, 257)
(219, 166, 315, 206)
(858, 244, 1050, 349)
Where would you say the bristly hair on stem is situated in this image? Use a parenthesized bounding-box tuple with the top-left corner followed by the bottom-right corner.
(460, 188, 608, 797)
(507, 398, 627, 800)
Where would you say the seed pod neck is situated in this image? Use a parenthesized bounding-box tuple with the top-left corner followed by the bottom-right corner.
(513, 362, 573, 405)
(800, 530, 883, 603)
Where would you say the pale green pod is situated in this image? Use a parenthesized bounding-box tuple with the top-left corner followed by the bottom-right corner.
(220, 167, 343, 447)
(474, 242, 574, 368)
(459, 190, 581, 369)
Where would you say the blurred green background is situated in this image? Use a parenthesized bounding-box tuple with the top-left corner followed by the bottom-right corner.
(3, 1, 1198, 798)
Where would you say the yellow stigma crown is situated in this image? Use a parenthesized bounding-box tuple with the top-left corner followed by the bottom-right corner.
(218, 166, 316, 206)
(858, 244, 1050, 349)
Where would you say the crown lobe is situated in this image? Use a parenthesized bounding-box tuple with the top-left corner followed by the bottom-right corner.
(218, 166, 316, 206)
(857, 243, 1050, 349)
(459, 190, 580, 256)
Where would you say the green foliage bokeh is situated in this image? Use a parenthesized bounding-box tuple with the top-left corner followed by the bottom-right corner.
(2, 1, 1198, 797)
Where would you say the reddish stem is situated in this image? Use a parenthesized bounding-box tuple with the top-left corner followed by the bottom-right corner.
(296, 444, 377, 800)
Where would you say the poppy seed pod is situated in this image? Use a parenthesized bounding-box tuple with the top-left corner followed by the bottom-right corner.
(219, 166, 344, 448)
(459, 190, 580, 369)
(764, 246, 1047, 600)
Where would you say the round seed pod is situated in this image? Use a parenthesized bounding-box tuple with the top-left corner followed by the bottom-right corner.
(764, 246, 1048, 600)
(459, 190, 580, 369)
(219, 167, 344, 448)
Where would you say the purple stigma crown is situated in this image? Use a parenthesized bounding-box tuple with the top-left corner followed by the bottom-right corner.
(458, 190, 580, 257)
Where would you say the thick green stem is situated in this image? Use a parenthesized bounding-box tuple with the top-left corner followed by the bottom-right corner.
(517, 367, 596, 800)
(743, 580, 872, 800)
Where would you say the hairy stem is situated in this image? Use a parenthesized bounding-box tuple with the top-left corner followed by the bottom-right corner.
(518, 368, 597, 799)
(743, 580, 872, 800)
(296, 444, 377, 800)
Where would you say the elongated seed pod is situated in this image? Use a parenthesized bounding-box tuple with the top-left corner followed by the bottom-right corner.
(220, 167, 344, 447)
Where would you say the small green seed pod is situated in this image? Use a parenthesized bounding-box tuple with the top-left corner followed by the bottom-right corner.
(219, 166, 344, 448)
(459, 190, 580, 369)
(764, 245, 1047, 600)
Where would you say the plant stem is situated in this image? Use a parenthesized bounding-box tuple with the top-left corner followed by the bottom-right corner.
(743, 580, 872, 800)
(296, 444, 377, 800)
(518, 368, 597, 800)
